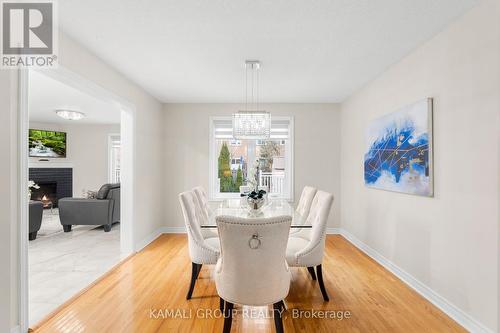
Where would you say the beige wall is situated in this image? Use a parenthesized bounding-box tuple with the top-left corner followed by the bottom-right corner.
(29, 122, 120, 196)
(5, 32, 164, 331)
(163, 103, 341, 229)
(2, 2, 498, 332)
(340, 1, 499, 331)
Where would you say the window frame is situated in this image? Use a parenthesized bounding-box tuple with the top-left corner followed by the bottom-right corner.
(108, 134, 121, 183)
(208, 116, 294, 202)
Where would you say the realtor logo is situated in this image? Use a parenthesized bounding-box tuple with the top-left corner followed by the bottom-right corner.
(1, 0, 58, 67)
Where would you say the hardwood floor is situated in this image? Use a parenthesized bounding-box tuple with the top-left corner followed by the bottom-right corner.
(33, 234, 466, 333)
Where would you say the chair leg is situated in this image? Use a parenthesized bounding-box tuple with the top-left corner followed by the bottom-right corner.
(186, 262, 201, 300)
(307, 266, 317, 280)
(219, 297, 225, 312)
(28, 231, 37, 241)
(316, 264, 329, 301)
(195, 263, 203, 279)
(273, 302, 284, 333)
(223, 301, 234, 333)
(63, 225, 72, 232)
(103, 224, 112, 232)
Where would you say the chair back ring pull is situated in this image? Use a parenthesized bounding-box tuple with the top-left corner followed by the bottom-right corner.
(249, 233, 261, 249)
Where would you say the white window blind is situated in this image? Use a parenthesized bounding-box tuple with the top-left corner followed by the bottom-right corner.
(270, 119, 290, 139)
(213, 118, 233, 139)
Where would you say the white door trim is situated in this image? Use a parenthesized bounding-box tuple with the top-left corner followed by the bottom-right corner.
(18, 69, 29, 333)
(18, 66, 136, 332)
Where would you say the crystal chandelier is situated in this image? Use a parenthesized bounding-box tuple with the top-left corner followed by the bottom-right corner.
(233, 60, 270, 139)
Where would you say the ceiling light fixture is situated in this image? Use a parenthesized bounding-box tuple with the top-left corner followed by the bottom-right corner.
(55, 109, 86, 121)
(232, 60, 270, 139)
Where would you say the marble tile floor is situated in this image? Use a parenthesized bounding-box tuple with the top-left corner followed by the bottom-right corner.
(29, 209, 126, 326)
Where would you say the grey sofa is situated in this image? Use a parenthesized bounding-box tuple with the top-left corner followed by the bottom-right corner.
(59, 183, 120, 232)
(29, 200, 43, 240)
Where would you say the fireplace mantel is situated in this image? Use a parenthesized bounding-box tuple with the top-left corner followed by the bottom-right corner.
(29, 161, 74, 168)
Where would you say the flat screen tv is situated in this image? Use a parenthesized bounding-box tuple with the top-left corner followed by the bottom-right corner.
(29, 129, 67, 158)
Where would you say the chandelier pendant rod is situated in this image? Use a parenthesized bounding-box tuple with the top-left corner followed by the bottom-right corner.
(232, 60, 270, 140)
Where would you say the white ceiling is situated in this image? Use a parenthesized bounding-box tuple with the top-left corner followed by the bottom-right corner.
(29, 70, 121, 124)
(59, 0, 478, 103)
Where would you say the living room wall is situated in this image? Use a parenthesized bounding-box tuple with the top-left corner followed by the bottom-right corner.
(29, 122, 120, 197)
(339, 0, 499, 331)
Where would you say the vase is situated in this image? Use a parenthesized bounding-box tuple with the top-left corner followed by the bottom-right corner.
(247, 196, 265, 211)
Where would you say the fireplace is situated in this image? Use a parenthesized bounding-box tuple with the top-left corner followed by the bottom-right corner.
(31, 181, 57, 208)
(29, 168, 73, 208)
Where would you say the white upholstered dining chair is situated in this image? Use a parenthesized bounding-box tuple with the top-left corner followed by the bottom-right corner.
(296, 186, 318, 218)
(179, 190, 220, 299)
(215, 215, 292, 333)
(290, 186, 318, 236)
(192, 186, 218, 238)
(286, 190, 334, 301)
(193, 186, 211, 219)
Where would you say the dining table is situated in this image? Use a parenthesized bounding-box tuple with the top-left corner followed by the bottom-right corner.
(201, 198, 311, 229)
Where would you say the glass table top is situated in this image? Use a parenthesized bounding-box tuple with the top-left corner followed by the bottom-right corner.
(201, 199, 310, 228)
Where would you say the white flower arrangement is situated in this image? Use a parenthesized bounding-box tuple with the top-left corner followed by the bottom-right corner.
(28, 180, 40, 198)
(246, 160, 260, 190)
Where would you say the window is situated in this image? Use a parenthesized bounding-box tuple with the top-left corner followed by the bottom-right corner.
(108, 134, 121, 183)
(209, 116, 294, 200)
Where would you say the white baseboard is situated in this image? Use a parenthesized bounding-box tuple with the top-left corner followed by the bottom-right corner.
(134, 226, 187, 251)
(339, 228, 493, 333)
(163, 226, 187, 233)
(134, 227, 166, 252)
(326, 227, 341, 234)
(11, 325, 20, 333)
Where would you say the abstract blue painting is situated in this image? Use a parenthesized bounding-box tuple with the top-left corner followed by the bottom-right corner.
(364, 98, 433, 196)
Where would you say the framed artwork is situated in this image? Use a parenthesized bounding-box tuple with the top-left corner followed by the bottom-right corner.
(364, 98, 433, 197)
